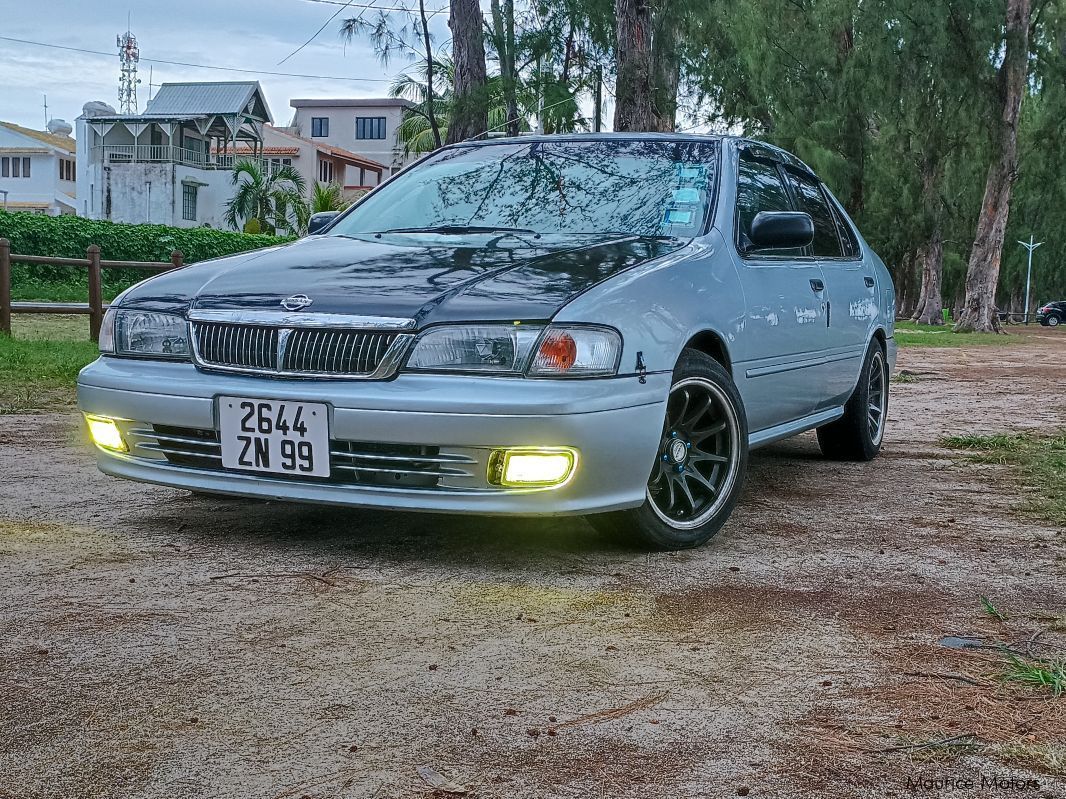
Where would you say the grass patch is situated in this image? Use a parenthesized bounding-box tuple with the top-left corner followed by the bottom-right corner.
(895, 321, 1024, 348)
(1002, 653, 1066, 697)
(0, 316, 99, 412)
(11, 278, 134, 304)
(940, 431, 1066, 525)
(980, 595, 1008, 622)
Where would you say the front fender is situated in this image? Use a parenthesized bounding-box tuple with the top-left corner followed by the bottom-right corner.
(552, 229, 744, 379)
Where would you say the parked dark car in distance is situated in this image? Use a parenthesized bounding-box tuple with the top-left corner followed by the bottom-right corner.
(1037, 301, 1065, 326)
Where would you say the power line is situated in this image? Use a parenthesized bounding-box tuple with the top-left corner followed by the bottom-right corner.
(0, 34, 395, 84)
(279, 0, 365, 66)
(296, 0, 448, 12)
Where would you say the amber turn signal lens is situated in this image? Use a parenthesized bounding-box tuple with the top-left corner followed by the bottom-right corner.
(535, 330, 577, 371)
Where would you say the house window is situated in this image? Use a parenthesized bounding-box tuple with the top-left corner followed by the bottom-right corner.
(2, 157, 33, 178)
(319, 159, 334, 183)
(182, 184, 198, 221)
(356, 117, 386, 140)
(311, 117, 329, 137)
(58, 159, 74, 181)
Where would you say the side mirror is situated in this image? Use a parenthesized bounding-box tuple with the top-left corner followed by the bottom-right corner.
(307, 211, 339, 235)
(748, 211, 814, 250)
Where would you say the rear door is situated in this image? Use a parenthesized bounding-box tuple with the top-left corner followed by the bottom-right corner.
(728, 148, 829, 433)
(783, 168, 876, 408)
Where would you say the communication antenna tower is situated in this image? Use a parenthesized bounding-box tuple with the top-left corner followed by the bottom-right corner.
(117, 19, 141, 114)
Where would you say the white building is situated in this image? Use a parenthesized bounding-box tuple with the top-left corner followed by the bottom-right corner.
(0, 120, 77, 215)
(233, 125, 386, 196)
(288, 98, 417, 174)
(76, 82, 273, 228)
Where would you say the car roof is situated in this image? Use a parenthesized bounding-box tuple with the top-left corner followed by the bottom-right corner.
(450, 132, 818, 177)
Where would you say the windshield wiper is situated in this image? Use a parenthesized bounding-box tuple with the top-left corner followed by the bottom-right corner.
(568, 231, 684, 241)
(378, 224, 540, 237)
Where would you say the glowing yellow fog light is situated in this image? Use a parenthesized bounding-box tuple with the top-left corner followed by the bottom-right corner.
(85, 415, 127, 452)
(489, 448, 577, 488)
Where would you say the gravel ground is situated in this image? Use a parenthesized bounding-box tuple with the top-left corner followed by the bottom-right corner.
(1, 330, 1064, 799)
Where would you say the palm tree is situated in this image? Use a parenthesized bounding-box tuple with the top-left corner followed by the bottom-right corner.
(310, 181, 350, 214)
(224, 159, 309, 235)
(389, 58, 532, 156)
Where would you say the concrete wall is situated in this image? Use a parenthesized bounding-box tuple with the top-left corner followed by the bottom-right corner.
(291, 104, 412, 171)
(76, 118, 233, 228)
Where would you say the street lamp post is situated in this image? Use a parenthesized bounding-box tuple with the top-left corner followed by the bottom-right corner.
(1018, 235, 1043, 324)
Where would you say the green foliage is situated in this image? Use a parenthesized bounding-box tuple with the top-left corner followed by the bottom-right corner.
(310, 182, 350, 214)
(224, 159, 309, 236)
(0, 210, 291, 301)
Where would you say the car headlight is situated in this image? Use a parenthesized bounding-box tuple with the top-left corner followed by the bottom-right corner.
(405, 323, 621, 377)
(406, 324, 544, 372)
(101, 309, 190, 359)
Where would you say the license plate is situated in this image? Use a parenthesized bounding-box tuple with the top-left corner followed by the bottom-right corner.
(218, 397, 330, 477)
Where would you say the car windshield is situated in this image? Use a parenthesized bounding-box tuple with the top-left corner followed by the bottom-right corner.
(331, 138, 719, 239)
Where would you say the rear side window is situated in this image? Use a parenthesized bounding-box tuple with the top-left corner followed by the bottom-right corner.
(785, 171, 842, 257)
(829, 201, 861, 257)
(736, 155, 801, 255)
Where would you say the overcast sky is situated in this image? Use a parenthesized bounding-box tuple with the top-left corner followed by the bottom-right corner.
(1, 0, 466, 130)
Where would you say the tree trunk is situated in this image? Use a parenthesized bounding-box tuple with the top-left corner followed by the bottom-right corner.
(419, 0, 443, 150)
(447, 0, 488, 144)
(912, 160, 946, 325)
(912, 224, 945, 325)
(613, 0, 655, 131)
(489, 0, 521, 136)
(650, 3, 681, 132)
(954, 0, 1031, 333)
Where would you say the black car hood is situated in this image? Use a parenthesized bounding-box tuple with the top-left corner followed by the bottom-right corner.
(118, 233, 688, 324)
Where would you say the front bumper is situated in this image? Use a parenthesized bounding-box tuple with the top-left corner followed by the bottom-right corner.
(76, 358, 669, 516)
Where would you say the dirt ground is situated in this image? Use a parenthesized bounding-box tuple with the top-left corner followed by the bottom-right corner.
(1, 330, 1064, 799)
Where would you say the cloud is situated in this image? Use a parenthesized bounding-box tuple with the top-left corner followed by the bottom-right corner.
(1, 0, 451, 128)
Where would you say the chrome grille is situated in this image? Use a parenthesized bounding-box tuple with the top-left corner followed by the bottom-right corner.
(196, 323, 279, 370)
(191, 321, 408, 378)
(281, 328, 397, 375)
(128, 426, 478, 489)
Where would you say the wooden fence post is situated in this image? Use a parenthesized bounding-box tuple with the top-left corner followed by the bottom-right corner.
(0, 238, 10, 336)
(170, 250, 183, 269)
(87, 244, 103, 342)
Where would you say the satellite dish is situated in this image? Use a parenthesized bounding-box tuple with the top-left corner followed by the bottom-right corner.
(47, 119, 73, 136)
(81, 101, 117, 118)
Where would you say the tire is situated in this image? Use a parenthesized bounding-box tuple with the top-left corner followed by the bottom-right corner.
(1047, 315, 1061, 327)
(817, 340, 888, 461)
(589, 349, 749, 550)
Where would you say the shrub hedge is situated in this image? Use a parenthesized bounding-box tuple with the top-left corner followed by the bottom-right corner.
(0, 211, 293, 300)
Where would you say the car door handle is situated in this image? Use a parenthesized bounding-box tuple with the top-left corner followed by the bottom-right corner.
(864, 276, 875, 288)
(810, 279, 824, 292)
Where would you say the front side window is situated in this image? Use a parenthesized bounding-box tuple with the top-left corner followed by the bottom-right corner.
(182, 184, 198, 221)
(786, 171, 843, 258)
(735, 155, 802, 255)
(311, 117, 329, 137)
(356, 117, 386, 140)
(330, 139, 719, 238)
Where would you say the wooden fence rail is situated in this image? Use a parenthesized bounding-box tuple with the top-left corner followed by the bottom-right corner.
(0, 238, 182, 341)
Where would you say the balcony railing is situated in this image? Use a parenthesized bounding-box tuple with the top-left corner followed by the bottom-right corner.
(92, 145, 271, 172)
